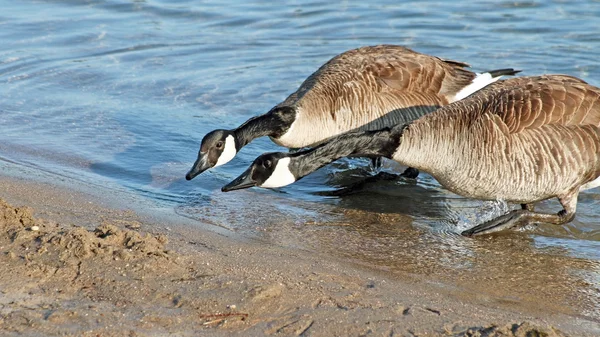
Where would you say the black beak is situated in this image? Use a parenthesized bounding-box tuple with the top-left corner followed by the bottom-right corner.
(221, 168, 256, 192)
(185, 154, 211, 181)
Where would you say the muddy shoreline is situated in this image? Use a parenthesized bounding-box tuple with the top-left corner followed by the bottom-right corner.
(0, 173, 598, 336)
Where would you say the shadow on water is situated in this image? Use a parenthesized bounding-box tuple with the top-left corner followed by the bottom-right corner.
(175, 156, 471, 236)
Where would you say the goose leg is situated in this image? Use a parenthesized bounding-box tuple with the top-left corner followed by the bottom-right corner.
(371, 157, 419, 179)
(462, 193, 578, 236)
(370, 156, 383, 170)
(521, 203, 534, 211)
(400, 167, 420, 179)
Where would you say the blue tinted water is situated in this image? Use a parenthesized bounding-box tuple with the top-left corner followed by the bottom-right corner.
(1, 0, 600, 318)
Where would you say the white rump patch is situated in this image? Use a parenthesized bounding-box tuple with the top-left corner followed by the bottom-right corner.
(452, 72, 502, 102)
(214, 135, 237, 167)
(260, 157, 296, 188)
(580, 176, 600, 191)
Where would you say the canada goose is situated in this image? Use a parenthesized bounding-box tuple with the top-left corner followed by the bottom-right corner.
(185, 45, 519, 180)
(222, 75, 600, 236)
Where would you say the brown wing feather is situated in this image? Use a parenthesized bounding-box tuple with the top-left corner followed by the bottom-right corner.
(284, 45, 480, 128)
(473, 75, 599, 133)
(361, 45, 475, 99)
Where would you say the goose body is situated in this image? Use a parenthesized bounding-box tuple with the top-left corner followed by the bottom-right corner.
(223, 75, 600, 235)
(186, 45, 519, 180)
(270, 45, 515, 148)
(396, 75, 600, 203)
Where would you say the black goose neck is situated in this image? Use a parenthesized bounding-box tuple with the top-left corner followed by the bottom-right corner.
(234, 106, 296, 147)
(290, 125, 406, 179)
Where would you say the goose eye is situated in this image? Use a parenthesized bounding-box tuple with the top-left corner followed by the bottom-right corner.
(263, 159, 272, 169)
(215, 141, 224, 149)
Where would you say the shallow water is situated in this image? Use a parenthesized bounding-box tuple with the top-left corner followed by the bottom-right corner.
(1, 0, 600, 321)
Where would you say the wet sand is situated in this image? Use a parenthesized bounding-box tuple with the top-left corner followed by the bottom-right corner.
(0, 174, 599, 336)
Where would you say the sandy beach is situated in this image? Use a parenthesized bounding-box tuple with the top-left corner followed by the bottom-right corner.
(0, 173, 598, 337)
(3, 0, 600, 336)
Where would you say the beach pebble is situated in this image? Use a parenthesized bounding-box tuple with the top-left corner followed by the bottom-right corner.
(126, 221, 142, 230)
(30, 226, 40, 231)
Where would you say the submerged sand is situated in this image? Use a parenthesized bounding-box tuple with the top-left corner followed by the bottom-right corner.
(0, 176, 598, 336)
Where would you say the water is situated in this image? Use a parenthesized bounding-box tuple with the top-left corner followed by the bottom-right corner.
(1, 0, 600, 320)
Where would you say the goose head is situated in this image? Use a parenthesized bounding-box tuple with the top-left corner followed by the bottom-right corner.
(221, 152, 297, 191)
(186, 130, 238, 180)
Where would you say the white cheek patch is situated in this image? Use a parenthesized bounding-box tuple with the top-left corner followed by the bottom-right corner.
(260, 157, 296, 188)
(452, 72, 501, 102)
(214, 135, 237, 167)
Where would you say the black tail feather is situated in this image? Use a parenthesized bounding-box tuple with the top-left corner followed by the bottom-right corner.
(487, 68, 522, 78)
